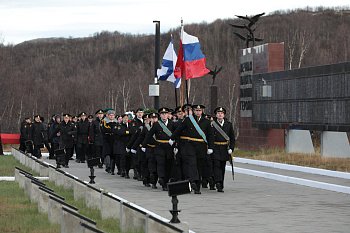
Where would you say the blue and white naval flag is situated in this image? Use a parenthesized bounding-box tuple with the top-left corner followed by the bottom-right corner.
(157, 40, 181, 88)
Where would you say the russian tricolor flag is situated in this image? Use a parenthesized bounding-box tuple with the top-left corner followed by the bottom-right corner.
(157, 40, 181, 88)
(174, 27, 210, 79)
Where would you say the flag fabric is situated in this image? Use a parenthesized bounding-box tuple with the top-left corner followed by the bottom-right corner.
(174, 27, 210, 79)
(157, 40, 181, 89)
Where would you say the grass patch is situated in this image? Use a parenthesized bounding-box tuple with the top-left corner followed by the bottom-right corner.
(0, 181, 60, 233)
(44, 181, 121, 233)
(234, 148, 350, 172)
(0, 154, 39, 176)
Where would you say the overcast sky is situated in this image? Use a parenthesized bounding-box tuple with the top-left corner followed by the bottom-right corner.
(0, 0, 349, 44)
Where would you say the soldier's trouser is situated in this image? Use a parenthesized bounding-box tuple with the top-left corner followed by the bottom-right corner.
(77, 143, 87, 161)
(146, 148, 157, 185)
(19, 139, 26, 152)
(65, 148, 73, 165)
(33, 145, 42, 158)
(120, 152, 131, 173)
(86, 144, 95, 159)
(110, 153, 120, 173)
(95, 145, 103, 164)
(213, 159, 226, 188)
(180, 141, 206, 187)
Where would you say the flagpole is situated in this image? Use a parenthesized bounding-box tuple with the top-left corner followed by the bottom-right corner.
(171, 34, 179, 107)
(175, 88, 178, 107)
(180, 18, 190, 104)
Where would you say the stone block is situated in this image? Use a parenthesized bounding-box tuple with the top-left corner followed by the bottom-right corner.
(61, 206, 96, 233)
(101, 193, 121, 220)
(47, 195, 78, 224)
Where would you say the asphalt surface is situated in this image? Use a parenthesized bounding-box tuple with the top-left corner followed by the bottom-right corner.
(43, 157, 350, 233)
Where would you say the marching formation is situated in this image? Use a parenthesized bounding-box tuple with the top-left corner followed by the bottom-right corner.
(19, 104, 235, 194)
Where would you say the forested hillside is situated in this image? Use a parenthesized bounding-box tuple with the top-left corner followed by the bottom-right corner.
(0, 7, 349, 132)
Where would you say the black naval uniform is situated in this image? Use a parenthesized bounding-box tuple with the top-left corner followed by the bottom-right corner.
(211, 118, 235, 192)
(31, 121, 45, 158)
(116, 122, 132, 178)
(101, 119, 118, 173)
(170, 114, 214, 193)
(20, 121, 33, 153)
(76, 119, 89, 162)
(92, 117, 104, 167)
(143, 119, 176, 190)
(133, 123, 157, 188)
(127, 117, 143, 180)
(54, 121, 76, 166)
(49, 121, 61, 159)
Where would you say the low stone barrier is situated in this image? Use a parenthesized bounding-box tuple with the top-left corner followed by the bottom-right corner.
(12, 147, 193, 233)
(100, 193, 122, 220)
(48, 195, 78, 224)
(61, 206, 97, 233)
(85, 184, 103, 210)
(80, 222, 106, 233)
(38, 186, 63, 214)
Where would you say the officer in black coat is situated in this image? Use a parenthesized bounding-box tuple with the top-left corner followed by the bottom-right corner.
(170, 105, 214, 194)
(19, 117, 32, 152)
(101, 110, 118, 174)
(49, 115, 61, 159)
(40, 116, 52, 158)
(53, 114, 76, 167)
(131, 114, 156, 187)
(31, 115, 45, 158)
(211, 107, 235, 192)
(76, 112, 89, 163)
(127, 108, 144, 180)
(116, 114, 132, 178)
(91, 109, 104, 168)
(142, 108, 177, 191)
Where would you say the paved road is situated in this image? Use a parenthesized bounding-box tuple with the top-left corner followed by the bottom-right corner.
(45, 158, 350, 233)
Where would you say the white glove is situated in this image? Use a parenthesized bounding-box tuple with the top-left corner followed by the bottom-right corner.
(141, 147, 146, 152)
(168, 139, 174, 146)
(228, 149, 233, 154)
(126, 148, 130, 153)
(207, 149, 213, 155)
(131, 149, 137, 154)
(173, 148, 178, 155)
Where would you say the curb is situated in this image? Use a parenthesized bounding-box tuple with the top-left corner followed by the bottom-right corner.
(235, 157, 350, 180)
(227, 165, 350, 195)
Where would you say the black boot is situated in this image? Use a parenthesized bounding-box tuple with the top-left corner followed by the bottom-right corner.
(133, 169, 139, 180)
(201, 179, 208, 188)
(191, 182, 201, 194)
(216, 182, 224, 192)
(209, 177, 215, 190)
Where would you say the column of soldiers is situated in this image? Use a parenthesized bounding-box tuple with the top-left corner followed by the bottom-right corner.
(19, 104, 235, 193)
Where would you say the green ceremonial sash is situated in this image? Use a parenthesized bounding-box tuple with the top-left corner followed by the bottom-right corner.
(158, 121, 172, 137)
(188, 115, 207, 143)
(211, 120, 230, 141)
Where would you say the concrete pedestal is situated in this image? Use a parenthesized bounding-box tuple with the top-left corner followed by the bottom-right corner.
(321, 131, 350, 158)
(286, 129, 315, 154)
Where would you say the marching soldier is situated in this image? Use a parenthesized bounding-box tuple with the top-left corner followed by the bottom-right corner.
(136, 113, 159, 188)
(19, 117, 32, 152)
(142, 108, 176, 191)
(101, 110, 118, 174)
(170, 104, 214, 194)
(40, 116, 52, 158)
(87, 115, 95, 159)
(211, 107, 235, 192)
(128, 108, 144, 180)
(31, 115, 45, 158)
(76, 112, 89, 163)
(53, 114, 76, 167)
(117, 114, 132, 178)
(49, 115, 61, 159)
(92, 109, 105, 168)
